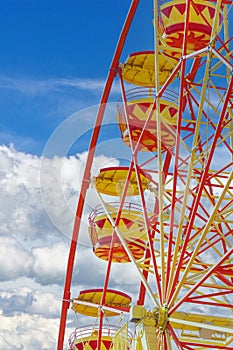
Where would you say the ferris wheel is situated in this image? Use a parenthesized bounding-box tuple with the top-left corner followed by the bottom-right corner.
(57, 0, 233, 349)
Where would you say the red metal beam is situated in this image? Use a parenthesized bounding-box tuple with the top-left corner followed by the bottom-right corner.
(165, 0, 191, 299)
(167, 323, 185, 349)
(181, 342, 233, 349)
(186, 300, 233, 309)
(168, 75, 233, 304)
(169, 246, 233, 314)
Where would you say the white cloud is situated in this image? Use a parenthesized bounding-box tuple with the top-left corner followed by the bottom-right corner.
(0, 287, 61, 318)
(32, 242, 69, 285)
(0, 75, 121, 96)
(0, 144, 44, 237)
(0, 143, 119, 241)
(110, 263, 141, 287)
(0, 144, 121, 285)
(40, 151, 119, 237)
(0, 334, 14, 350)
(0, 144, 130, 349)
(0, 313, 60, 350)
(0, 286, 68, 349)
(29, 291, 61, 317)
(0, 237, 33, 281)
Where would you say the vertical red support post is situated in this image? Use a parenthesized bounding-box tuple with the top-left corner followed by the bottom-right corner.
(57, 1, 140, 349)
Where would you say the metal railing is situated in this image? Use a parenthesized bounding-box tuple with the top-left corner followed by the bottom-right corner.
(117, 87, 178, 105)
(68, 324, 133, 349)
(89, 201, 145, 227)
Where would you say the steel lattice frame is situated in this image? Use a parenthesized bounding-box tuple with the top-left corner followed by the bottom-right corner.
(58, 0, 233, 349)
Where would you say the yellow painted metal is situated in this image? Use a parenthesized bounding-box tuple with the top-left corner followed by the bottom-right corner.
(159, 0, 223, 52)
(167, 22, 223, 299)
(117, 97, 178, 152)
(92, 181, 160, 308)
(127, 98, 178, 125)
(121, 51, 178, 87)
(135, 317, 159, 350)
(129, 305, 145, 323)
(89, 205, 148, 262)
(90, 210, 147, 241)
(72, 289, 131, 317)
(168, 312, 233, 347)
(94, 167, 151, 197)
(129, 306, 167, 349)
(154, 0, 167, 304)
(169, 311, 233, 335)
(115, 308, 233, 349)
(169, 169, 233, 308)
(113, 324, 130, 350)
(157, 305, 168, 331)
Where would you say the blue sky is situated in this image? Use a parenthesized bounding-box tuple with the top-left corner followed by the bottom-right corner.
(0, 0, 153, 155)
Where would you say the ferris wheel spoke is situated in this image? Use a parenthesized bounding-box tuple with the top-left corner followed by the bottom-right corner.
(166, 54, 215, 299)
(169, 245, 233, 314)
(166, 323, 185, 349)
(168, 75, 233, 304)
(165, 59, 188, 299)
(92, 179, 160, 308)
(168, 169, 233, 308)
(134, 162, 163, 303)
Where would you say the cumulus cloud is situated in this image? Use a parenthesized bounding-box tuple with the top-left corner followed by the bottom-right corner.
(29, 291, 61, 317)
(0, 144, 50, 238)
(0, 312, 61, 350)
(0, 144, 145, 350)
(0, 144, 121, 282)
(0, 237, 33, 281)
(0, 236, 70, 286)
(32, 242, 69, 285)
(0, 287, 60, 318)
(40, 150, 119, 237)
(0, 143, 119, 241)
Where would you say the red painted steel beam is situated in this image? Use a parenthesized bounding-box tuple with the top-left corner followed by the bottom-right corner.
(181, 342, 233, 349)
(165, 0, 191, 299)
(169, 246, 233, 314)
(187, 289, 233, 300)
(135, 162, 163, 303)
(186, 300, 233, 309)
(57, 1, 140, 349)
(138, 150, 172, 305)
(187, 89, 233, 156)
(188, 229, 233, 261)
(168, 75, 233, 304)
(167, 323, 185, 349)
